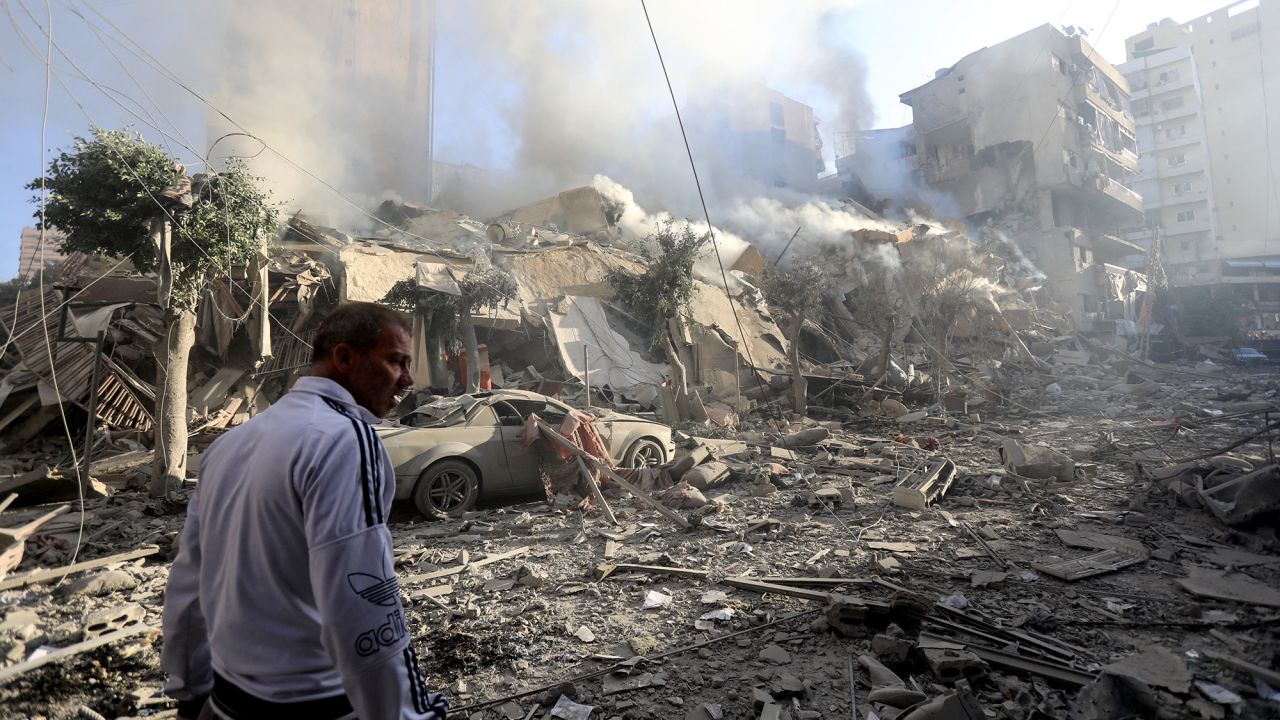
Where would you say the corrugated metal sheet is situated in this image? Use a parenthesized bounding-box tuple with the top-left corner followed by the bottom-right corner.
(3, 290, 96, 403)
(2, 290, 155, 431)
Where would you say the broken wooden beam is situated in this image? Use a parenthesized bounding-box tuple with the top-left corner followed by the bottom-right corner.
(600, 563, 709, 580)
(575, 455, 617, 525)
(0, 504, 72, 578)
(1202, 649, 1280, 688)
(0, 544, 159, 592)
(722, 576, 834, 602)
(534, 420, 690, 529)
(0, 624, 156, 684)
(400, 546, 531, 585)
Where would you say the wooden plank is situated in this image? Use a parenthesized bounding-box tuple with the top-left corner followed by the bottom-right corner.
(401, 546, 531, 585)
(722, 576, 833, 602)
(751, 576, 874, 588)
(607, 564, 708, 579)
(0, 494, 16, 514)
(1203, 649, 1280, 688)
(576, 456, 617, 526)
(534, 420, 689, 529)
(0, 545, 159, 592)
(0, 625, 155, 684)
(0, 467, 51, 496)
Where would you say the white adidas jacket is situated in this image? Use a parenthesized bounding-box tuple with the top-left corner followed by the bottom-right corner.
(161, 376, 446, 719)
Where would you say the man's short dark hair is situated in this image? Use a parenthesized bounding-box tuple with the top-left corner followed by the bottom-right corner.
(311, 302, 412, 364)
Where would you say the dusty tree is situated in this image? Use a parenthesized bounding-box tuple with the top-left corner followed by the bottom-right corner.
(382, 266, 516, 393)
(607, 222, 708, 420)
(32, 128, 277, 497)
(839, 258, 907, 380)
(902, 241, 989, 400)
(762, 261, 826, 414)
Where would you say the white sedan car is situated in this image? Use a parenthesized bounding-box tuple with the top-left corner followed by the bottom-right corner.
(375, 389, 675, 518)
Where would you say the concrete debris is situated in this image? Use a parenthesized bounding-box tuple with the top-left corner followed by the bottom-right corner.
(5, 174, 1280, 720)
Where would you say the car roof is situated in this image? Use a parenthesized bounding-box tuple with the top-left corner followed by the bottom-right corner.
(464, 388, 554, 403)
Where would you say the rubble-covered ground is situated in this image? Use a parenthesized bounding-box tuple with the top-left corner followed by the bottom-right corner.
(1, 360, 1279, 720)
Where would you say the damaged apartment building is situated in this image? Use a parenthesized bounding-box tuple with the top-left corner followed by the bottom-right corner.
(839, 24, 1149, 331)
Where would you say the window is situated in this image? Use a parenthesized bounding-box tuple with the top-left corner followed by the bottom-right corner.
(1158, 69, 1180, 84)
(1132, 98, 1150, 117)
(1165, 124, 1186, 139)
(1168, 153, 1186, 167)
(1177, 209, 1196, 222)
(769, 102, 785, 127)
(1181, 240, 1191, 250)
(1174, 181, 1192, 194)
(771, 127, 786, 145)
(1134, 38, 1155, 52)
(507, 399, 569, 428)
(1161, 97, 1185, 111)
(1232, 22, 1260, 40)
(1051, 54, 1066, 74)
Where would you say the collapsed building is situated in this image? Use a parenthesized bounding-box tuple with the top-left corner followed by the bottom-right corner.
(839, 24, 1150, 336)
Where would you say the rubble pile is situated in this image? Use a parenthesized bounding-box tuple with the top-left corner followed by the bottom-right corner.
(0, 184, 1277, 719)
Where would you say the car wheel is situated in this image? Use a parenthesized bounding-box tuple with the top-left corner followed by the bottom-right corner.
(623, 438, 666, 469)
(413, 460, 479, 520)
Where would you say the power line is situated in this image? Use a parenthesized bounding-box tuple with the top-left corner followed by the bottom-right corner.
(1032, 0, 1126, 157)
(30, 0, 90, 583)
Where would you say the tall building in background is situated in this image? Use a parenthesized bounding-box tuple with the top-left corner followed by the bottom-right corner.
(1123, 0, 1280, 330)
(16, 227, 65, 282)
(1118, 47, 1217, 282)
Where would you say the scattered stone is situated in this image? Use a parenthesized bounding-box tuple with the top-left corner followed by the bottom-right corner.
(758, 644, 792, 664)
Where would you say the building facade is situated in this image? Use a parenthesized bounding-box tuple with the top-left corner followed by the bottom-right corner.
(1118, 46, 1218, 282)
(1123, 0, 1280, 332)
(16, 227, 65, 282)
(896, 24, 1145, 325)
(684, 82, 825, 196)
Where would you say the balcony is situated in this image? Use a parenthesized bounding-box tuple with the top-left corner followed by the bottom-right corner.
(1164, 218, 1213, 235)
(1081, 173, 1145, 218)
(1166, 187, 1210, 203)
(1076, 83, 1134, 128)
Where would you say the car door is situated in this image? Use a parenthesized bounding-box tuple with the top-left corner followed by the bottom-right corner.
(491, 400, 543, 491)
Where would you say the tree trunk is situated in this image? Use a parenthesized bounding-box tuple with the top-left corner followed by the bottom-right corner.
(427, 329, 450, 391)
(661, 335, 690, 420)
(788, 316, 807, 415)
(875, 321, 893, 378)
(151, 307, 196, 498)
(828, 296, 861, 343)
(460, 311, 480, 393)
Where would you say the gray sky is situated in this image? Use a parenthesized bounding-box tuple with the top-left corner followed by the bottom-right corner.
(0, 0, 1235, 279)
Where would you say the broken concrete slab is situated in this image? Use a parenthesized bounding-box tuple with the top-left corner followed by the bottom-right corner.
(1000, 439, 1075, 483)
(1102, 646, 1191, 694)
(1177, 566, 1280, 608)
(1031, 548, 1144, 581)
(758, 644, 792, 664)
(683, 462, 731, 492)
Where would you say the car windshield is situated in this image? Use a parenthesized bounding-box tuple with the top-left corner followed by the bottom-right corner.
(401, 397, 469, 428)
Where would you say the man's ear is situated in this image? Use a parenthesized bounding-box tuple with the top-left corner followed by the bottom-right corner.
(332, 342, 356, 373)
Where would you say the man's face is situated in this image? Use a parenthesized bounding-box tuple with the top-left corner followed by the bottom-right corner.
(339, 324, 414, 417)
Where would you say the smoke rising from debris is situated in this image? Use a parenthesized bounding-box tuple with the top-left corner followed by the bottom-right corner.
(202, 1, 874, 234)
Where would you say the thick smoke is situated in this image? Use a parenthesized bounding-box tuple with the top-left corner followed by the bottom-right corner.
(201, 1, 874, 230)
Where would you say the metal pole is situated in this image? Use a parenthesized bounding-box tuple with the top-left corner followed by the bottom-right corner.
(80, 330, 106, 488)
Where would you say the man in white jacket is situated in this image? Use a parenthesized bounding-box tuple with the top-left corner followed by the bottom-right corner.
(162, 302, 447, 719)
